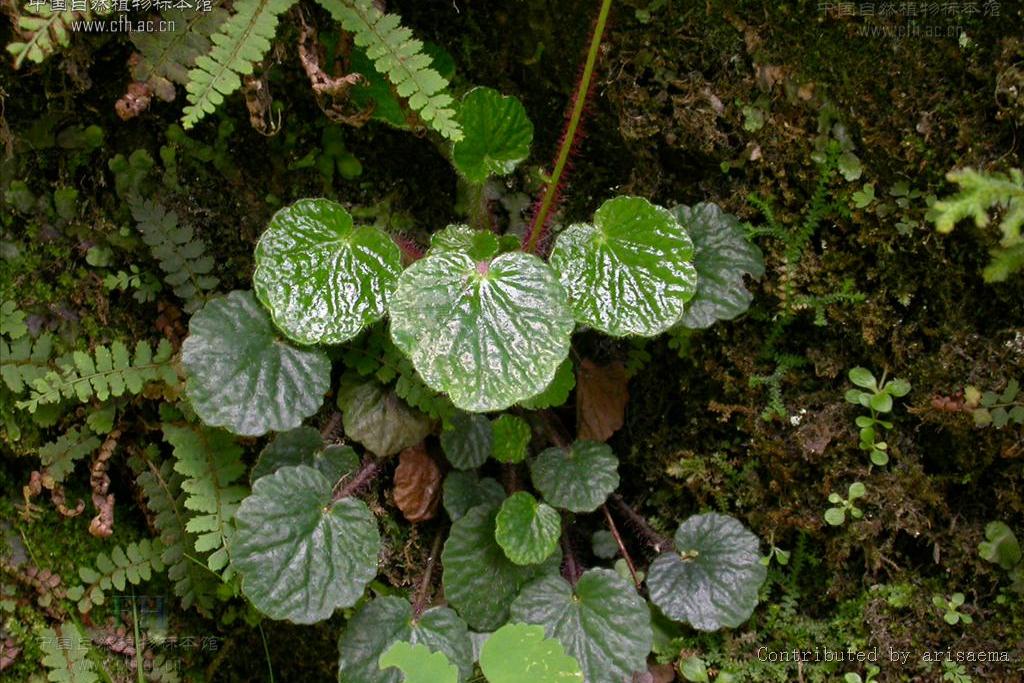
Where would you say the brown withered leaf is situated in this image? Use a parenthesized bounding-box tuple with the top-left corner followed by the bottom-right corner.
(393, 443, 441, 523)
(576, 359, 629, 442)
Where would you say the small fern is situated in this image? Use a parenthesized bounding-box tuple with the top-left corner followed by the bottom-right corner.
(132, 450, 220, 614)
(65, 539, 165, 614)
(5, 4, 87, 69)
(38, 622, 98, 683)
(17, 339, 177, 413)
(749, 354, 807, 421)
(317, 0, 462, 140)
(38, 427, 101, 484)
(1, 333, 54, 394)
(163, 424, 247, 575)
(181, 0, 298, 128)
(129, 196, 219, 312)
(131, 5, 230, 100)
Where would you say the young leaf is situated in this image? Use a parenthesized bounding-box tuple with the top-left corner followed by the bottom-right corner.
(495, 492, 561, 565)
(491, 414, 531, 464)
(389, 249, 573, 412)
(452, 87, 534, 184)
(232, 465, 380, 623)
(549, 196, 697, 337)
(442, 504, 560, 631)
(978, 521, 1022, 571)
(338, 381, 432, 457)
(510, 568, 653, 683)
(575, 359, 629, 443)
(671, 203, 764, 329)
(646, 513, 767, 630)
(379, 642, 458, 683)
(253, 199, 402, 345)
(429, 224, 500, 260)
(338, 596, 474, 683)
(530, 440, 619, 513)
(250, 426, 360, 484)
(181, 290, 331, 436)
(479, 623, 583, 683)
(441, 471, 505, 521)
(440, 412, 492, 469)
(848, 367, 876, 390)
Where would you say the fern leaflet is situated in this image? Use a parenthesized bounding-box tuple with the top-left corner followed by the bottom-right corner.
(163, 424, 248, 575)
(131, 5, 230, 100)
(38, 622, 98, 683)
(181, 0, 298, 128)
(65, 539, 166, 614)
(316, 0, 462, 140)
(38, 427, 101, 484)
(1, 333, 54, 394)
(5, 5, 87, 69)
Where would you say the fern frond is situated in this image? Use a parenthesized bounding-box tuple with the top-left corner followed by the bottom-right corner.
(38, 622, 98, 683)
(5, 5, 85, 70)
(129, 196, 219, 311)
(1, 333, 54, 393)
(1, 300, 28, 339)
(181, 0, 298, 128)
(162, 424, 247, 575)
(133, 452, 220, 614)
(17, 339, 177, 413)
(65, 539, 165, 614)
(38, 427, 101, 484)
(131, 5, 230, 100)
(317, 0, 462, 140)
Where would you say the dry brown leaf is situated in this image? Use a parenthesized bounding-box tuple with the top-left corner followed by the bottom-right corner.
(393, 443, 441, 523)
(576, 359, 629, 442)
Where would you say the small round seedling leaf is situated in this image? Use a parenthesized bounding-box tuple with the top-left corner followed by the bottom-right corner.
(339, 596, 474, 683)
(442, 471, 505, 521)
(479, 623, 583, 683)
(250, 427, 360, 484)
(979, 521, 1022, 571)
(453, 87, 534, 183)
(379, 642, 458, 683)
(519, 358, 575, 409)
(389, 249, 573, 412)
(671, 203, 764, 329)
(440, 413, 492, 470)
(550, 196, 697, 337)
(253, 199, 402, 345)
(510, 568, 653, 683)
(491, 414, 531, 464)
(181, 291, 331, 437)
(646, 513, 766, 631)
(232, 465, 380, 624)
(848, 367, 876, 389)
(442, 504, 561, 631)
(530, 440, 619, 512)
(429, 224, 499, 260)
(495, 492, 561, 565)
(338, 381, 432, 457)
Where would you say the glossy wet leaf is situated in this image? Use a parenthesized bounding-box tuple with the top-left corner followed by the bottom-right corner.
(550, 196, 697, 337)
(181, 291, 331, 437)
(519, 358, 575, 409)
(530, 440, 619, 513)
(453, 87, 533, 183)
(495, 492, 561, 565)
(442, 504, 560, 631)
(378, 642, 458, 683)
(440, 413, 492, 470)
(393, 443, 442, 523)
(646, 512, 766, 631)
(232, 465, 380, 624)
(442, 471, 505, 521)
(429, 224, 499, 260)
(338, 596, 474, 683)
(250, 427, 359, 484)
(491, 414, 531, 463)
(389, 249, 573, 412)
(672, 203, 764, 329)
(479, 623, 583, 683)
(253, 199, 402, 345)
(338, 381, 432, 457)
(510, 568, 653, 683)
(575, 359, 629, 443)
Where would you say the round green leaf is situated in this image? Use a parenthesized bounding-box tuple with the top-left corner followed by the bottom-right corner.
(510, 569, 653, 683)
(250, 427, 360, 484)
(491, 414, 531, 464)
(550, 196, 697, 337)
(671, 203, 764, 329)
(440, 413, 493, 470)
(253, 198, 402, 345)
(453, 87, 534, 184)
(442, 471, 505, 521)
(232, 465, 380, 624)
(339, 596, 474, 683)
(646, 513, 766, 631)
(429, 224, 499, 260)
(519, 358, 575, 409)
(181, 291, 331, 437)
(479, 623, 583, 683)
(530, 441, 619, 513)
(442, 504, 561, 631)
(495, 492, 561, 565)
(379, 642, 458, 683)
(338, 381, 432, 457)
(389, 249, 573, 412)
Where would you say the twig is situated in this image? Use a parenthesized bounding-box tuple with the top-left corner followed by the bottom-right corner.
(560, 517, 584, 585)
(412, 529, 445, 618)
(609, 494, 672, 552)
(602, 504, 640, 589)
(320, 411, 343, 440)
(333, 457, 382, 501)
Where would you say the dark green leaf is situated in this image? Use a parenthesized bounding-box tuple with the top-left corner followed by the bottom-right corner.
(251, 426, 360, 484)
(442, 471, 505, 521)
(452, 87, 533, 183)
(491, 414, 531, 464)
(495, 492, 561, 565)
(530, 440, 619, 513)
(440, 413, 492, 470)
(338, 381, 432, 457)
(519, 358, 575, 410)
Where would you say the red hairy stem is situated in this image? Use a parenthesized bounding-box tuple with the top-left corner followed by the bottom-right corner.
(412, 528, 445, 618)
(609, 493, 672, 552)
(391, 233, 425, 263)
(602, 504, 641, 589)
(560, 517, 584, 586)
(334, 457, 383, 500)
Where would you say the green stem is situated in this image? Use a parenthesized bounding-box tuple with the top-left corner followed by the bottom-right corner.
(524, 0, 613, 254)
